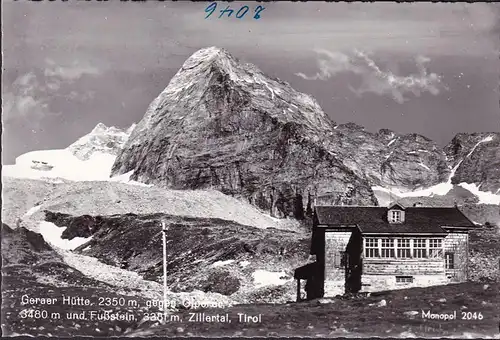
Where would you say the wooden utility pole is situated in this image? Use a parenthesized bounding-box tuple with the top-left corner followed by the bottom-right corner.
(162, 220, 168, 321)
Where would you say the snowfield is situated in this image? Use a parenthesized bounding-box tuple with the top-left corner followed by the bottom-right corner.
(210, 260, 236, 268)
(38, 221, 92, 250)
(252, 270, 293, 288)
(373, 183, 500, 207)
(457, 183, 500, 205)
(3, 149, 116, 182)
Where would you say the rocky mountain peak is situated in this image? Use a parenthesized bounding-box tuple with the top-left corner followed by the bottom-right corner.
(68, 123, 133, 161)
(90, 122, 108, 134)
(125, 47, 335, 150)
(378, 128, 396, 136)
(112, 47, 377, 218)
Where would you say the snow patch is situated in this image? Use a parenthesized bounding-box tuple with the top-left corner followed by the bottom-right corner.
(387, 138, 397, 146)
(252, 270, 292, 288)
(465, 135, 494, 159)
(457, 183, 500, 205)
(210, 260, 235, 268)
(418, 162, 431, 171)
(109, 170, 154, 187)
(38, 221, 92, 250)
(372, 182, 453, 198)
(264, 83, 275, 99)
(24, 205, 41, 217)
(239, 260, 251, 268)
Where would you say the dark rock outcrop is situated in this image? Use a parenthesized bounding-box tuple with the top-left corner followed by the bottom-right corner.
(44, 210, 103, 239)
(1, 223, 60, 265)
(203, 270, 241, 296)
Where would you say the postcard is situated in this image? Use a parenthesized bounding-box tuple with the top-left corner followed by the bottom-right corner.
(2, 1, 499, 338)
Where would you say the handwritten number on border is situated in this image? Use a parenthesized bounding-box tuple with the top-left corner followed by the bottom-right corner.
(205, 2, 217, 19)
(235, 6, 249, 19)
(205, 2, 264, 20)
(219, 6, 234, 18)
(254, 6, 265, 19)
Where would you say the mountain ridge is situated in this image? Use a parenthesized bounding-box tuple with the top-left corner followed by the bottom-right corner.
(111, 47, 499, 217)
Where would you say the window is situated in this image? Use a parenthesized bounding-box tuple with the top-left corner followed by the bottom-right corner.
(381, 238, 395, 258)
(334, 251, 345, 268)
(397, 238, 411, 258)
(396, 276, 414, 283)
(445, 252, 455, 269)
(365, 238, 379, 258)
(413, 239, 427, 258)
(429, 239, 443, 258)
(389, 210, 402, 223)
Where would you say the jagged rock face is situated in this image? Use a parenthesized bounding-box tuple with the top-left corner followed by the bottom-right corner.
(445, 133, 500, 193)
(112, 47, 378, 217)
(378, 133, 450, 189)
(324, 128, 450, 191)
(1, 223, 60, 265)
(68, 122, 135, 161)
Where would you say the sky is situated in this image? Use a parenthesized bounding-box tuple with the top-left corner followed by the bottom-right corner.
(2, 1, 500, 164)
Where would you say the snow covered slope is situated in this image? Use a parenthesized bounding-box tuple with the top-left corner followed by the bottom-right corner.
(373, 134, 500, 206)
(2, 123, 134, 182)
(2, 149, 116, 181)
(68, 122, 136, 161)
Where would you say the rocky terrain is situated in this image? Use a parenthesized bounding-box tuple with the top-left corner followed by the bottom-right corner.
(127, 281, 500, 338)
(1, 223, 163, 337)
(445, 132, 500, 194)
(324, 126, 450, 191)
(111, 47, 499, 217)
(43, 211, 310, 303)
(41, 206, 500, 291)
(3, 211, 499, 338)
(3, 176, 299, 233)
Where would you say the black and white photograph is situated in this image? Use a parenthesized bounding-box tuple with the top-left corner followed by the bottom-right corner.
(2, 1, 500, 338)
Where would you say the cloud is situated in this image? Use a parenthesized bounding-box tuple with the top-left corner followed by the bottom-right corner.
(296, 49, 446, 103)
(2, 71, 53, 122)
(2, 60, 100, 122)
(44, 59, 100, 81)
(295, 49, 364, 80)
